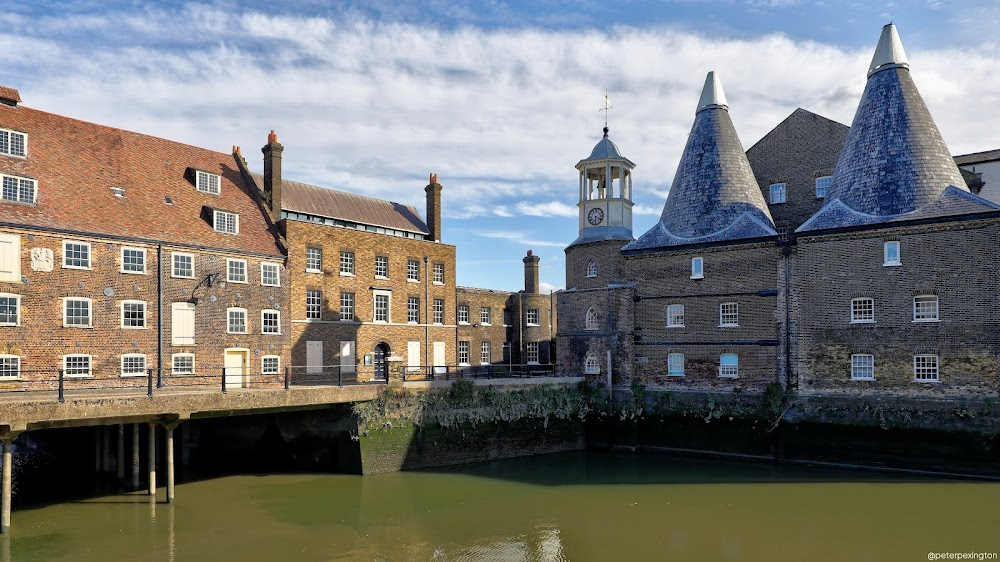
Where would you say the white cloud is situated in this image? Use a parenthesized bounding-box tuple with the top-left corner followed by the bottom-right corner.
(539, 281, 562, 294)
(473, 230, 567, 248)
(514, 201, 577, 218)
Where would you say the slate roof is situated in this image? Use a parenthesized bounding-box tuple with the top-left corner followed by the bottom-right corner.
(0, 101, 283, 256)
(250, 173, 429, 235)
(625, 72, 775, 252)
(582, 128, 624, 161)
(954, 149, 1000, 166)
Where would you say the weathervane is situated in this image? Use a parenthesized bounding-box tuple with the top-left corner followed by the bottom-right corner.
(599, 89, 612, 135)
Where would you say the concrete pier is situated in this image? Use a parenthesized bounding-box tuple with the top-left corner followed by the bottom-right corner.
(0, 440, 10, 534)
(147, 424, 156, 497)
(117, 425, 125, 480)
(131, 424, 140, 490)
(165, 426, 174, 504)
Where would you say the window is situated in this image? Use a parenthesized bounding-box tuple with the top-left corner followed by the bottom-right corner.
(884, 241, 900, 266)
(407, 259, 420, 281)
(0, 128, 27, 157)
(213, 210, 239, 234)
(63, 241, 91, 269)
(691, 257, 703, 279)
(305, 247, 322, 272)
(261, 310, 280, 334)
(196, 170, 221, 194)
(668, 353, 685, 377)
(375, 255, 388, 278)
(586, 260, 597, 278)
(815, 176, 832, 198)
(121, 300, 147, 329)
(374, 293, 390, 323)
(63, 298, 92, 327)
(585, 307, 599, 331)
(851, 298, 874, 323)
(227, 259, 247, 283)
(1, 174, 36, 204)
(719, 302, 738, 327)
(851, 354, 875, 380)
(172, 353, 195, 375)
(584, 353, 599, 374)
(503, 342, 512, 362)
(340, 251, 354, 275)
(118, 247, 145, 274)
(777, 227, 788, 241)
(0, 233, 19, 282)
(120, 354, 147, 377)
(261, 355, 280, 375)
(719, 354, 739, 378)
(433, 263, 444, 284)
(0, 355, 20, 379)
(172, 252, 194, 278)
(527, 342, 540, 364)
(63, 355, 92, 377)
(340, 292, 355, 320)
(769, 183, 787, 204)
(480, 307, 491, 325)
(0, 293, 19, 326)
(481, 341, 491, 365)
(433, 299, 444, 324)
(526, 308, 539, 326)
(913, 355, 939, 382)
(171, 302, 195, 345)
(913, 295, 939, 322)
(458, 304, 470, 324)
(458, 341, 470, 365)
(227, 308, 247, 334)
(408, 297, 420, 323)
(306, 290, 322, 320)
(261, 262, 280, 287)
(666, 304, 684, 328)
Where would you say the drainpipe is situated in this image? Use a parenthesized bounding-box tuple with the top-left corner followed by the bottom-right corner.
(157, 242, 163, 387)
(424, 256, 429, 375)
(518, 293, 523, 365)
(782, 240, 791, 390)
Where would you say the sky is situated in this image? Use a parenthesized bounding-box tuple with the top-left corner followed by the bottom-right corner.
(2, 1, 998, 292)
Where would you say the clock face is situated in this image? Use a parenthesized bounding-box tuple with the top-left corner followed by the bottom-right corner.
(588, 208, 604, 225)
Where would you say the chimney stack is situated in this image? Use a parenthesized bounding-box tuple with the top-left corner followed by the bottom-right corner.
(262, 130, 283, 219)
(425, 172, 442, 242)
(523, 249, 540, 294)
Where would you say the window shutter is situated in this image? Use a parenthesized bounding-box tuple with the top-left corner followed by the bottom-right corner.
(171, 302, 195, 345)
(0, 234, 20, 282)
(340, 341, 356, 374)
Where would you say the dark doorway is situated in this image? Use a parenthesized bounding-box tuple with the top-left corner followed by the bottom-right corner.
(374, 342, 390, 380)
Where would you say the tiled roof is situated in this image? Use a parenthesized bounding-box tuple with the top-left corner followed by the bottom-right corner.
(0, 86, 20, 105)
(0, 104, 283, 256)
(954, 149, 1000, 166)
(250, 173, 429, 234)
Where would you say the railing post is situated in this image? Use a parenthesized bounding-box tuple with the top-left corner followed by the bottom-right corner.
(58, 369, 65, 403)
(221, 367, 227, 394)
(338, 367, 342, 387)
(488, 364, 492, 379)
(156, 366, 163, 389)
(147, 368, 153, 397)
(284, 366, 290, 391)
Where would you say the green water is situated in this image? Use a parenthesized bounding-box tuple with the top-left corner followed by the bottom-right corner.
(6, 451, 999, 561)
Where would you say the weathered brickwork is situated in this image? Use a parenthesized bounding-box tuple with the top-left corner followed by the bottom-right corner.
(456, 287, 512, 366)
(555, 286, 634, 381)
(564, 239, 628, 291)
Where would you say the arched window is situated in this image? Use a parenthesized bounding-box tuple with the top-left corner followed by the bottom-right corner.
(585, 307, 599, 330)
(586, 260, 597, 278)
(584, 353, 600, 374)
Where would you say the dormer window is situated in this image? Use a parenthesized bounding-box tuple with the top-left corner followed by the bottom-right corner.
(0, 128, 26, 158)
(196, 170, 221, 195)
(1, 174, 36, 204)
(111, 186, 125, 198)
(213, 210, 239, 234)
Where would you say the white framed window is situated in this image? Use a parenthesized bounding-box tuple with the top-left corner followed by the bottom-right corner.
(306, 290, 322, 320)
(526, 308, 539, 326)
(261, 262, 280, 287)
(666, 304, 684, 328)
(719, 353, 739, 378)
(769, 183, 787, 204)
(691, 257, 704, 279)
(0, 233, 20, 282)
(481, 341, 491, 365)
(196, 170, 221, 195)
(527, 342, 539, 364)
(171, 252, 194, 278)
(261, 355, 280, 375)
(63, 297, 92, 327)
(851, 298, 874, 323)
(261, 309, 280, 334)
(433, 299, 444, 324)
(586, 260, 597, 278)
(340, 251, 354, 275)
(584, 353, 599, 374)
(480, 307, 491, 325)
(63, 240, 91, 269)
(63, 354, 92, 377)
(171, 353, 195, 375)
(0, 293, 20, 326)
(407, 297, 420, 323)
(120, 247, 146, 274)
(913, 295, 939, 322)
(120, 354, 147, 377)
(120, 300, 147, 329)
(458, 341, 470, 365)
(913, 354, 939, 382)
(884, 241, 901, 266)
(1, 174, 36, 204)
(213, 210, 239, 234)
(0, 355, 20, 379)
(374, 291, 391, 323)
(719, 302, 739, 327)
(407, 259, 420, 282)
(0, 128, 27, 158)
(227, 307, 248, 334)
(227, 258, 247, 283)
(305, 247, 322, 273)
(851, 354, 875, 380)
(458, 304, 470, 324)
(433, 263, 445, 284)
(585, 307, 599, 331)
(815, 176, 832, 198)
(668, 353, 685, 377)
(171, 302, 195, 345)
(340, 292, 355, 321)
(375, 255, 388, 279)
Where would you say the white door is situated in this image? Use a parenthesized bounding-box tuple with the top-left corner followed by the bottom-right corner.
(306, 341, 323, 374)
(433, 341, 446, 375)
(224, 350, 247, 389)
(407, 341, 421, 372)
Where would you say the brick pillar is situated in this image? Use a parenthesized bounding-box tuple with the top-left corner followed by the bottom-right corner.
(523, 250, 540, 294)
(262, 130, 284, 219)
(425, 173, 442, 242)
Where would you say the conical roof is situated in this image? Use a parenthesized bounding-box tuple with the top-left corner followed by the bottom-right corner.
(625, 72, 775, 251)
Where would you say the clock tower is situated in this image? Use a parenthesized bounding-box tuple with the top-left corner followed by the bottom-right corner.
(575, 126, 635, 240)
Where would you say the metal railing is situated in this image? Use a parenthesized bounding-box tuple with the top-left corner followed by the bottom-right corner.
(400, 363, 556, 382)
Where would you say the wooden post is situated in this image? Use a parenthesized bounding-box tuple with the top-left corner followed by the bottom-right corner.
(117, 425, 125, 481)
(131, 424, 140, 490)
(165, 426, 175, 504)
(0, 439, 11, 534)
(147, 424, 156, 497)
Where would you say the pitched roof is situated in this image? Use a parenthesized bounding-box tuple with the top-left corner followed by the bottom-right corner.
(249, 173, 429, 235)
(625, 71, 775, 252)
(0, 86, 20, 105)
(0, 102, 283, 255)
(954, 149, 1000, 166)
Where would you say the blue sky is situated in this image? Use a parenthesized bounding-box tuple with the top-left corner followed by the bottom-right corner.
(2, 1, 998, 292)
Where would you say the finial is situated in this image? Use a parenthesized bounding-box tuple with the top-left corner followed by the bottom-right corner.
(696, 71, 729, 113)
(868, 23, 909, 77)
